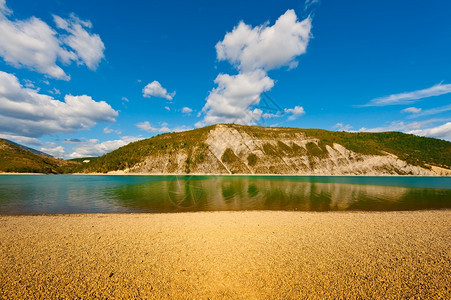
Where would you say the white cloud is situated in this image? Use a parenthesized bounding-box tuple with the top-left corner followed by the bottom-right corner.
(164, 106, 170, 111)
(197, 70, 273, 126)
(121, 97, 129, 102)
(40, 145, 65, 158)
(402, 107, 422, 114)
(49, 87, 61, 95)
(359, 119, 445, 133)
(142, 81, 175, 100)
(0, 0, 11, 15)
(199, 10, 312, 126)
(53, 14, 105, 70)
(408, 122, 451, 141)
(0, 71, 118, 138)
(363, 83, 451, 107)
(136, 121, 171, 133)
(334, 123, 353, 131)
(0, 133, 41, 146)
(0, 2, 104, 79)
(353, 119, 451, 141)
(136, 121, 191, 134)
(407, 104, 451, 119)
(216, 10, 311, 72)
(284, 105, 305, 120)
(304, 0, 319, 10)
(103, 127, 121, 135)
(262, 112, 282, 119)
(0, 11, 73, 80)
(182, 107, 193, 114)
(68, 136, 141, 158)
(23, 79, 36, 89)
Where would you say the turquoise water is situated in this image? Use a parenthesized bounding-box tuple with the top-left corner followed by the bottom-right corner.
(0, 175, 450, 214)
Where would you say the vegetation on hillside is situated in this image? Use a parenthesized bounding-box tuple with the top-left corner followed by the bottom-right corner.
(78, 126, 215, 173)
(2, 124, 450, 174)
(0, 139, 79, 173)
(74, 124, 451, 174)
(238, 125, 451, 169)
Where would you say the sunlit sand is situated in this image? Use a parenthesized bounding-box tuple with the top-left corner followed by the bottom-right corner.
(1, 210, 449, 298)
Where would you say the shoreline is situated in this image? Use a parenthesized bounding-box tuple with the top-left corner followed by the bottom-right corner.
(1, 210, 449, 298)
(1, 172, 450, 177)
(1, 208, 450, 217)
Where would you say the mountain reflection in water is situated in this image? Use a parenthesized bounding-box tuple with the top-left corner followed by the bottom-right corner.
(0, 175, 449, 214)
(106, 176, 450, 212)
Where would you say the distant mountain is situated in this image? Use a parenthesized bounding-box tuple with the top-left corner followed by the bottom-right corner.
(79, 124, 451, 175)
(2, 139, 52, 157)
(0, 139, 77, 174)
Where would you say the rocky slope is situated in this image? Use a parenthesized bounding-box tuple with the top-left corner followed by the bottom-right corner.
(81, 124, 451, 175)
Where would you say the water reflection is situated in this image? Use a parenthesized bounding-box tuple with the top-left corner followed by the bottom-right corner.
(0, 175, 449, 214)
(107, 177, 451, 212)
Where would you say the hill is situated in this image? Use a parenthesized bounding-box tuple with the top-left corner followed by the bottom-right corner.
(78, 124, 451, 175)
(0, 139, 78, 174)
(2, 139, 52, 157)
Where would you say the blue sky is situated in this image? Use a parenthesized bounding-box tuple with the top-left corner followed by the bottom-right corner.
(0, 0, 450, 158)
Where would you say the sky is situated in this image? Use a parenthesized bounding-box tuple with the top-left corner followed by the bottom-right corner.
(0, 0, 450, 158)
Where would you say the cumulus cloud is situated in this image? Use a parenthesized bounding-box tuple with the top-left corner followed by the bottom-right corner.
(53, 14, 105, 70)
(0, 71, 118, 138)
(284, 105, 305, 120)
(142, 81, 175, 100)
(0, 133, 41, 146)
(136, 121, 171, 133)
(198, 10, 312, 126)
(408, 122, 451, 141)
(216, 10, 311, 72)
(402, 107, 421, 114)
(363, 83, 451, 107)
(0, 11, 73, 79)
(40, 145, 66, 158)
(182, 107, 193, 114)
(197, 70, 274, 126)
(0, 2, 104, 79)
(68, 136, 141, 158)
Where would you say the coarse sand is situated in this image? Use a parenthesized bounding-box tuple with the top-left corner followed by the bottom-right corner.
(0, 210, 450, 299)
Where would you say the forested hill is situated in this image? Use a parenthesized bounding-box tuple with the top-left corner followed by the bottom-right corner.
(0, 139, 75, 174)
(75, 124, 451, 175)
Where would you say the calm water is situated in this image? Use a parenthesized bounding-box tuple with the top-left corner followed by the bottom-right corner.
(0, 175, 450, 214)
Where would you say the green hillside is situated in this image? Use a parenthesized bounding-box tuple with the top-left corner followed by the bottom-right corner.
(2, 125, 449, 174)
(77, 124, 451, 174)
(77, 126, 214, 173)
(0, 139, 78, 174)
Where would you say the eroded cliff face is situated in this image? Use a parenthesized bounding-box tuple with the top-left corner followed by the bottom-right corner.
(123, 124, 437, 175)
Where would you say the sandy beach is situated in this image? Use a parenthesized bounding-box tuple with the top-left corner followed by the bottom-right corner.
(0, 211, 449, 299)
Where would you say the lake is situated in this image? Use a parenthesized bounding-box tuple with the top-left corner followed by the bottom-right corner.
(0, 175, 450, 214)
